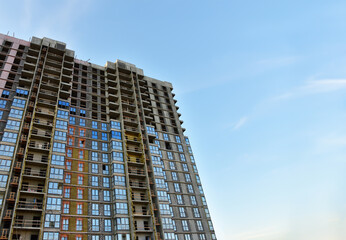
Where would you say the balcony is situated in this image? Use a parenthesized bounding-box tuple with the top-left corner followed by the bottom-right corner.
(0, 229, 9, 240)
(23, 169, 47, 178)
(28, 141, 50, 152)
(18, 77, 32, 86)
(128, 169, 146, 178)
(124, 126, 139, 134)
(31, 128, 51, 140)
(37, 98, 56, 107)
(3, 210, 12, 221)
(17, 201, 43, 211)
(135, 227, 153, 232)
(13, 219, 41, 229)
(132, 193, 149, 202)
(26, 156, 48, 165)
(123, 117, 138, 127)
(20, 184, 44, 194)
(33, 118, 53, 128)
(7, 192, 16, 202)
(36, 108, 55, 117)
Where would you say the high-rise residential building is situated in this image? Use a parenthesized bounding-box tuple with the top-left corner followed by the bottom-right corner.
(0, 33, 216, 240)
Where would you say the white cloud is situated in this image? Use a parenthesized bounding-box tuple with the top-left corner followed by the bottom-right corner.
(275, 78, 346, 100)
(233, 116, 248, 130)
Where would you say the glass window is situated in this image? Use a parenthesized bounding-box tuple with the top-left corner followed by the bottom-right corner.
(163, 133, 169, 141)
(111, 141, 122, 150)
(44, 214, 60, 228)
(69, 116, 76, 124)
(5, 120, 20, 130)
(104, 204, 111, 216)
(54, 131, 66, 141)
(62, 218, 69, 230)
(79, 118, 86, 126)
(92, 131, 98, 139)
(116, 218, 129, 230)
(112, 152, 123, 162)
(92, 141, 98, 150)
(0, 100, 7, 108)
(13, 98, 26, 108)
(110, 121, 121, 129)
(43, 232, 59, 240)
(76, 219, 82, 231)
(92, 203, 99, 215)
(2, 132, 18, 143)
(177, 144, 183, 152)
(57, 110, 68, 119)
(175, 136, 181, 143)
(101, 123, 107, 131)
(0, 159, 11, 171)
(0, 175, 8, 187)
(50, 168, 64, 179)
(111, 131, 121, 139)
(63, 202, 69, 213)
(182, 220, 189, 231)
(104, 219, 112, 232)
(92, 189, 99, 200)
(56, 120, 68, 130)
(114, 188, 127, 200)
(92, 219, 100, 231)
(53, 142, 65, 153)
(92, 121, 98, 129)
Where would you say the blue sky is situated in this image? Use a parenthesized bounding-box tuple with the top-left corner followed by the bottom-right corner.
(2, 0, 346, 239)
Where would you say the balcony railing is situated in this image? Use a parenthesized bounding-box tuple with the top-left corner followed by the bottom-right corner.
(29, 142, 50, 150)
(13, 219, 41, 228)
(23, 169, 46, 177)
(33, 118, 53, 127)
(17, 201, 43, 210)
(21, 184, 44, 193)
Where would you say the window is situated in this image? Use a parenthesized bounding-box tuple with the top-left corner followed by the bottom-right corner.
(79, 129, 85, 136)
(2, 132, 18, 143)
(162, 218, 174, 230)
(113, 175, 125, 186)
(174, 183, 181, 192)
(149, 145, 159, 154)
(175, 136, 181, 143)
(146, 126, 156, 135)
(182, 163, 188, 172)
(54, 131, 66, 141)
(78, 139, 85, 148)
(48, 182, 62, 195)
(190, 196, 197, 205)
(184, 235, 191, 240)
(188, 146, 193, 154)
(92, 121, 98, 129)
(0, 159, 11, 171)
(102, 132, 108, 140)
(1, 90, 9, 98)
(167, 152, 174, 160)
(193, 165, 198, 173)
(0, 175, 8, 188)
(180, 154, 186, 162)
(112, 152, 123, 162)
(102, 153, 109, 162)
(152, 156, 162, 165)
(76, 219, 82, 231)
(92, 131, 98, 139)
(0, 111, 3, 120)
(78, 175, 83, 185)
(187, 184, 194, 193)
(65, 160, 72, 170)
(76, 236, 82, 240)
(58, 100, 69, 109)
(103, 177, 110, 188)
(69, 116, 76, 124)
(64, 187, 71, 198)
(208, 220, 214, 231)
(50, 168, 63, 179)
(57, 110, 68, 119)
(177, 144, 183, 152)
(111, 163, 124, 174)
(53, 142, 65, 153)
(196, 220, 204, 231)
(102, 142, 108, 151)
(91, 176, 99, 186)
(92, 152, 98, 161)
(111, 141, 122, 150)
(154, 167, 164, 177)
(63, 202, 70, 213)
(110, 121, 120, 129)
(13, 98, 26, 108)
(77, 188, 83, 199)
(64, 173, 71, 183)
(104, 204, 111, 216)
(0, 100, 7, 108)
(5, 120, 20, 130)
(185, 174, 191, 182)
(92, 203, 99, 215)
(66, 148, 72, 157)
(155, 178, 166, 189)
(157, 191, 168, 201)
(43, 232, 59, 240)
(182, 220, 189, 231)
(193, 208, 201, 218)
(115, 188, 127, 200)
(159, 204, 170, 215)
(111, 131, 121, 139)
(116, 218, 129, 230)
(56, 120, 68, 130)
(199, 234, 206, 240)
(190, 155, 195, 163)
(116, 202, 128, 214)
(92, 189, 99, 200)
(92, 219, 100, 231)
(80, 109, 86, 117)
(205, 208, 210, 218)
(0, 145, 15, 157)
(104, 219, 112, 231)
(91, 163, 98, 173)
(69, 127, 75, 135)
(44, 214, 60, 228)
(79, 118, 85, 126)
(16, 88, 29, 96)
(196, 175, 201, 184)
(62, 218, 69, 230)
(176, 195, 183, 204)
(199, 186, 204, 194)
(179, 207, 186, 217)
(79, 150, 84, 159)
(104, 190, 110, 201)
(92, 141, 98, 150)
(101, 123, 107, 131)
(163, 133, 169, 141)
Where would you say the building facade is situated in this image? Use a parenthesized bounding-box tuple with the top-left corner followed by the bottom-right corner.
(0, 34, 216, 240)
